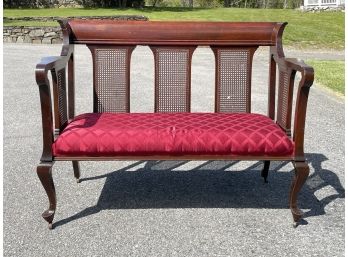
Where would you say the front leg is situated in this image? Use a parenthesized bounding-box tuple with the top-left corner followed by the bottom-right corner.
(290, 161, 309, 227)
(37, 162, 56, 229)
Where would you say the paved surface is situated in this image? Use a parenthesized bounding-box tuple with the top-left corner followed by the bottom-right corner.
(4, 44, 344, 257)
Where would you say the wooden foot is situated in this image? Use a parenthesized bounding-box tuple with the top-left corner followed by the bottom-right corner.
(290, 161, 309, 226)
(37, 162, 56, 229)
(261, 160, 270, 183)
(72, 161, 80, 183)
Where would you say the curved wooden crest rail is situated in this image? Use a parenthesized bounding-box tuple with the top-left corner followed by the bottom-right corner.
(35, 20, 314, 229)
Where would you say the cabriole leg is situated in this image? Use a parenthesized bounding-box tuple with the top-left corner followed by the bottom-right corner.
(261, 160, 270, 183)
(37, 162, 56, 229)
(72, 161, 80, 183)
(290, 161, 309, 227)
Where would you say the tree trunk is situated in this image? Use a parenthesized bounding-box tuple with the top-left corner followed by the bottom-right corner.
(283, 0, 287, 8)
(224, 0, 230, 7)
(189, 0, 193, 8)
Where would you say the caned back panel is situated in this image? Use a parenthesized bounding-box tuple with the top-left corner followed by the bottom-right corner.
(212, 47, 257, 113)
(276, 69, 294, 133)
(52, 68, 68, 131)
(88, 45, 134, 113)
(151, 47, 196, 112)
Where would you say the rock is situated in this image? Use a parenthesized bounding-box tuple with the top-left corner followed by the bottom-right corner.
(52, 38, 63, 44)
(29, 29, 45, 37)
(12, 28, 22, 33)
(42, 37, 52, 44)
(17, 36, 24, 43)
(32, 39, 42, 44)
(23, 35, 32, 43)
(3, 33, 10, 36)
(3, 37, 12, 43)
(11, 36, 17, 43)
(44, 32, 57, 37)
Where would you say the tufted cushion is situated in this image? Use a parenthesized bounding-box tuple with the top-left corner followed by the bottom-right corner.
(52, 113, 294, 157)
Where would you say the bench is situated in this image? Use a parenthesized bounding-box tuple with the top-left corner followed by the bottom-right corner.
(35, 19, 314, 229)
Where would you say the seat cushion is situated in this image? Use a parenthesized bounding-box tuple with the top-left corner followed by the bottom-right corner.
(52, 112, 294, 157)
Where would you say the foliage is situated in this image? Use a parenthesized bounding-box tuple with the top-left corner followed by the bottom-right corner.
(4, 0, 145, 8)
(4, 0, 55, 8)
(195, 0, 223, 8)
(146, 0, 224, 7)
(77, 0, 144, 7)
(145, 0, 302, 8)
(307, 60, 344, 95)
(225, 0, 302, 8)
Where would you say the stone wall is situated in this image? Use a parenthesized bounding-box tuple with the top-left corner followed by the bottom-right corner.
(3, 15, 148, 44)
(3, 26, 63, 44)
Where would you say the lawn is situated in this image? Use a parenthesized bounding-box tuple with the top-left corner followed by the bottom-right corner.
(307, 60, 344, 95)
(4, 7, 344, 49)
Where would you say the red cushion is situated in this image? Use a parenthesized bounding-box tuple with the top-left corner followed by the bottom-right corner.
(52, 113, 294, 157)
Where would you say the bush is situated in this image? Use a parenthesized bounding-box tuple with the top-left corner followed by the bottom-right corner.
(195, 0, 223, 7)
(4, 0, 145, 8)
(4, 0, 56, 8)
(80, 0, 144, 7)
(145, 0, 223, 7)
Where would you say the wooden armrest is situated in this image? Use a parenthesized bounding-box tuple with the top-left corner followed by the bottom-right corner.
(274, 57, 314, 88)
(35, 56, 69, 85)
(284, 58, 314, 88)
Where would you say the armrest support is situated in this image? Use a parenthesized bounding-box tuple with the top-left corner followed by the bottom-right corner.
(35, 56, 70, 162)
(274, 56, 314, 160)
(287, 59, 314, 160)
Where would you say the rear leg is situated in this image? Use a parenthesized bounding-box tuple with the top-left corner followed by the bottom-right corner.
(261, 160, 270, 183)
(72, 161, 80, 183)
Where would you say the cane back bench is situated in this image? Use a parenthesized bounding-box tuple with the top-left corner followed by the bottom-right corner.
(35, 19, 314, 229)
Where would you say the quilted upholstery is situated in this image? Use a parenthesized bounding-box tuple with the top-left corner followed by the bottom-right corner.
(52, 113, 294, 157)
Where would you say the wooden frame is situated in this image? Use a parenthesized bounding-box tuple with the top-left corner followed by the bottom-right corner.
(35, 19, 314, 229)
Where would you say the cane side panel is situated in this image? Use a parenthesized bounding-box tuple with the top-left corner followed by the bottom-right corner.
(89, 46, 134, 113)
(213, 47, 256, 113)
(152, 47, 195, 112)
(277, 70, 290, 131)
(52, 68, 68, 132)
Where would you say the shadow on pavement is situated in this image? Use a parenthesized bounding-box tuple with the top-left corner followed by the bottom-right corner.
(54, 153, 344, 228)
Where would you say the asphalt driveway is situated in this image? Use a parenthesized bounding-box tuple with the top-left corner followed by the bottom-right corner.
(3, 43, 345, 257)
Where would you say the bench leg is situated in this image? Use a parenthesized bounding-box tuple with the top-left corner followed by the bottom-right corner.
(72, 161, 81, 183)
(37, 162, 56, 230)
(261, 160, 270, 183)
(290, 161, 309, 227)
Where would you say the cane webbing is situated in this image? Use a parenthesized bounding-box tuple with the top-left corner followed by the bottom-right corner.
(89, 46, 133, 113)
(277, 70, 290, 131)
(213, 47, 256, 113)
(152, 47, 195, 112)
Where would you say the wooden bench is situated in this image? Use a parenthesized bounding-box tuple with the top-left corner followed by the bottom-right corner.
(35, 19, 314, 229)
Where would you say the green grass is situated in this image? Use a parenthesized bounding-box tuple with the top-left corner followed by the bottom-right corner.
(307, 60, 344, 95)
(4, 7, 344, 49)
